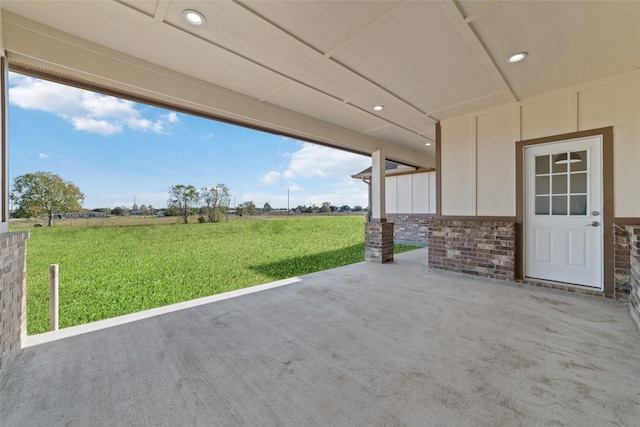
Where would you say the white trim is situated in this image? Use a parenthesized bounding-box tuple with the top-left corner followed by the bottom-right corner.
(24, 276, 302, 347)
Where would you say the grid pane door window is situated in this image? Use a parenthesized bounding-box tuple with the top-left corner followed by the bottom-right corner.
(534, 151, 588, 216)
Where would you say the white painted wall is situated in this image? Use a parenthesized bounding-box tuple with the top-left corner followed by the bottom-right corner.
(440, 116, 476, 215)
(439, 71, 640, 217)
(385, 171, 435, 214)
(386, 176, 398, 214)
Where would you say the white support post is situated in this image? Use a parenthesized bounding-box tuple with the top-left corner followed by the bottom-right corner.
(49, 264, 59, 331)
(0, 55, 9, 234)
(371, 149, 386, 221)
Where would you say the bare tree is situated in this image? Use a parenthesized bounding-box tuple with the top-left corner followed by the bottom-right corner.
(201, 183, 231, 222)
(217, 184, 231, 221)
(168, 184, 199, 223)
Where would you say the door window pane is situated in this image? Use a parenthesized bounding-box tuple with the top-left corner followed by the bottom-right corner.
(570, 151, 587, 172)
(570, 195, 587, 215)
(552, 196, 567, 215)
(552, 175, 567, 194)
(535, 176, 550, 195)
(535, 155, 549, 174)
(570, 173, 587, 193)
(535, 196, 550, 215)
(552, 154, 568, 173)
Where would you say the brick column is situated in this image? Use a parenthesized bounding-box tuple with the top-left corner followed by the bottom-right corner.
(365, 220, 394, 263)
(0, 231, 29, 388)
(614, 224, 632, 299)
(626, 225, 640, 328)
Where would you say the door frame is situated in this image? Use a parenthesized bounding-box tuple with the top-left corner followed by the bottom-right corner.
(515, 127, 614, 296)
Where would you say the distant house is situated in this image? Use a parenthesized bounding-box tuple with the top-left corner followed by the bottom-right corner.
(268, 209, 289, 215)
(57, 210, 107, 219)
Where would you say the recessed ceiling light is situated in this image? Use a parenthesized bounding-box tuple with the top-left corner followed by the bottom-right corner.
(183, 9, 205, 26)
(373, 105, 384, 111)
(425, 142, 432, 146)
(508, 52, 528, 63)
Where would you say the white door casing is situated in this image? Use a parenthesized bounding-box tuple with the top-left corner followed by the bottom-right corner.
(524, 136, 603, 289)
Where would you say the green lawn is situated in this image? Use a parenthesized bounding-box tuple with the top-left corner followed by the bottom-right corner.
(15, 216, 419, 334)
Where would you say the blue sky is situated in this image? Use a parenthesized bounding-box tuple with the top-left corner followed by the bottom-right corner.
(8, 72, 371, 210)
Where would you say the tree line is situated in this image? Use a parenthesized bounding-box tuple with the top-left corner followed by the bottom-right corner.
(9, 172, 233, 226)
(10, 171, 365, 226)
(167, 184, 231, 224)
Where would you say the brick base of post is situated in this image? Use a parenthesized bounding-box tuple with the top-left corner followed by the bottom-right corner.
(365, 221, 394, 263)
(0, 232, 29, 389)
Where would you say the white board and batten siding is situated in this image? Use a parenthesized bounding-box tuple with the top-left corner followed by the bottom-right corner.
(385, 172, 436, 214)
(439, 71, 640, 218)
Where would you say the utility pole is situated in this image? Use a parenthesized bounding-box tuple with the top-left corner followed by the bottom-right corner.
(287, 187, 290, 216)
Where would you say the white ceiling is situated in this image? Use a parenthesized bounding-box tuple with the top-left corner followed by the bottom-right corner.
(1, 0, 639, 167)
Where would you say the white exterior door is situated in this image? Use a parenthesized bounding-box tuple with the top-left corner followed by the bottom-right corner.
(524, 136, 603, 289)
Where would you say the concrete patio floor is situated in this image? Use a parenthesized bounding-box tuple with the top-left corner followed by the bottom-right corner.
(2, 248, 639, 426)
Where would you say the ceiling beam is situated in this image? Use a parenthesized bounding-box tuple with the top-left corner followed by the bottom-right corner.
(322, 1, 405, 59)
(153, 0, 170, 23)
(439, 0, 517, 103)
(463, 0, 504, 24)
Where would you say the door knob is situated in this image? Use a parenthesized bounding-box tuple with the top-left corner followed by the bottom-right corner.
(586, 221, 600, 227)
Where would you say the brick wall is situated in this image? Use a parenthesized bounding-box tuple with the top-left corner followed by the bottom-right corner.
(386, 214, 431, 246)
(428, 220, 515, 281)
(0, 232, 29, 388)
(365, 221, 394, 263)
(626, 225, 640, 328)
(614, 225, 632, 300)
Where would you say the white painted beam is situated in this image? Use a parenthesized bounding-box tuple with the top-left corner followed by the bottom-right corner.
(371, 150, 386, 221)
(0, 54, 8, 233)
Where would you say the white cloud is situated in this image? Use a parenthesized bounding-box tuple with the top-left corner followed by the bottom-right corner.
(282, 143, 370, 180)
(8, 73, 179, 135)
(38, 152, 49, 159)
(261, 171, 281, 185)
(72, 117, 122, 136)
(242, 143, 370, 209)
(167, 112, 179, 123)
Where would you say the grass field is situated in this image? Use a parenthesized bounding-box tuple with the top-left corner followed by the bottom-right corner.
(13, 216, 418, 335)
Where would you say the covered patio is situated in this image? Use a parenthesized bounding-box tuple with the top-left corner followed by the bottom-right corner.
(3, 249, 639, 426)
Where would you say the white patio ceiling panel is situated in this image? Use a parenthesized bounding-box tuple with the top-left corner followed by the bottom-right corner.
(364, 127, 436, 164)
(162, 1, 372, 100)
(263, 82, 389, 138)
(118, 0, 158, 16)
(240, 0, 400, 55)
(329, 1, 504, 118)
(469, 0, 640, 100)
(346, 86, 436, 140)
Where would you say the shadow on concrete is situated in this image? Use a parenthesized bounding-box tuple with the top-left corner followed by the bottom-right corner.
(249, 243, 364, 281)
